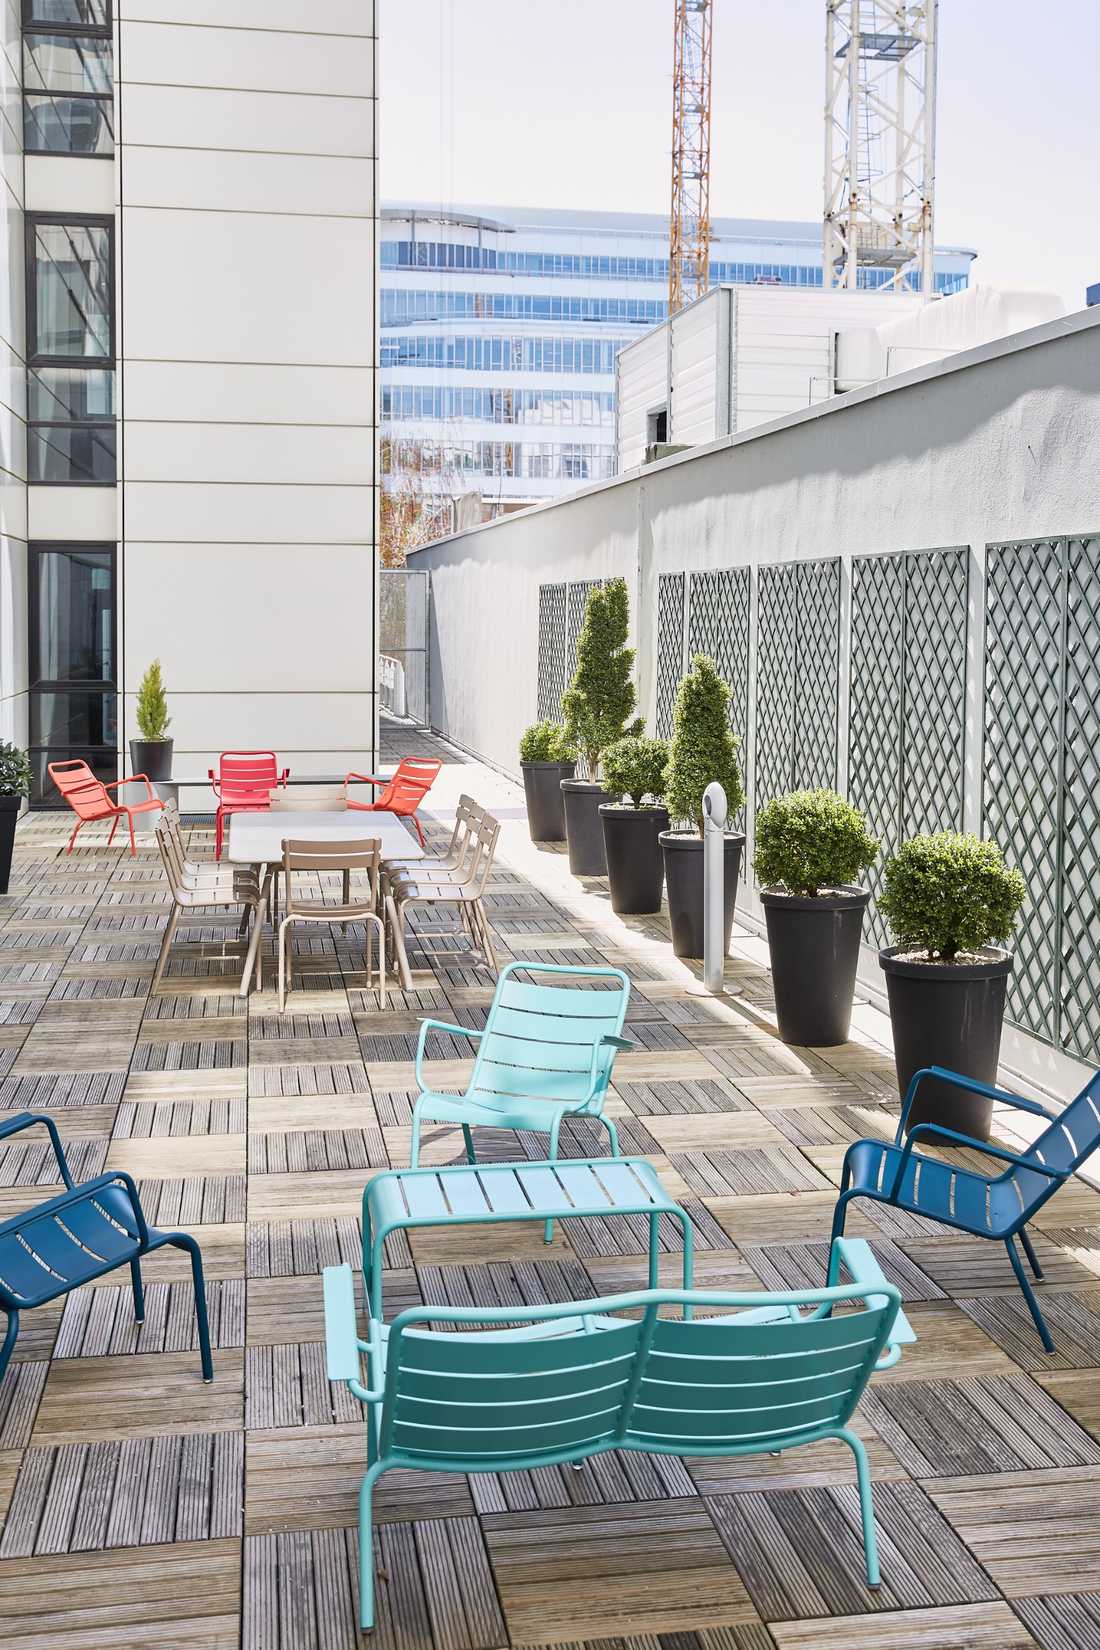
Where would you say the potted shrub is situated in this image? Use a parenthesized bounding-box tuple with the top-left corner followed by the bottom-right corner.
(755, 789, 879, 1046)
(598, 735, 670, 914)
(878, 832, 1026, 1140)
(519, 720, 576, 842)
(130, 659, 173, 782)
(659, 654, 745, 959)
(0, 742, 30, 895)
(561, 578, 643, 876)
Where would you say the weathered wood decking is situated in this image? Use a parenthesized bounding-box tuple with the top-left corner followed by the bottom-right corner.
(0, 728, 1098, 1650)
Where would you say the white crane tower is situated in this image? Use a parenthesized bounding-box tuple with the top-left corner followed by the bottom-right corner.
(824, 1, 938, 292)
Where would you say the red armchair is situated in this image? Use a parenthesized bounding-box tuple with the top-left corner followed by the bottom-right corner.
(343, 757, 441, 847)
(48, 759, 165, 856)
(209, 751, 289, 859)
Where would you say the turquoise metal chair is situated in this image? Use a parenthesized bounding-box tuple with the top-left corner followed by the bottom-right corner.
(408, 961, 633, 1182)
(325, 1235, 912, 1630)
(0, 1112, 213, 1387)
(833, 1062, 1100, 1353)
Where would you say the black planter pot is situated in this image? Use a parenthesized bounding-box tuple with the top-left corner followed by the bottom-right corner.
(0, 796, 20, 896)
(880, 945, 1012, 1141)
(762, 887, 869, 1047)
(561, 778, 613, 876)
(599, 805, 670, 914)
(659, 831, 744, 959)
(522, 760, 575, 842)
(130, 738, 173, 782)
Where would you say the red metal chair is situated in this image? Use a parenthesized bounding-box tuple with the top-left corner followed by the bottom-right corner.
(48, 759, 165, 856)
(343, 757, 441, 847)
(209, 751, 289, 859)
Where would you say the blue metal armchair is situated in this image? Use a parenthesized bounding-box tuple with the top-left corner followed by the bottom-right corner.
(0, 1112, 213, 1386)
(832, 1063, 1100, 1352)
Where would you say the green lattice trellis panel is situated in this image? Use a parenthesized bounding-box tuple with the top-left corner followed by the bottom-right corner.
(687, 567, 751, 742)
(566, 580, 601, 688)
(537, 582, 568, 720)
(849, 548, 969, 949)
(1060, 534, 1100, 1061)
(983, 539, 1064, 1046)
(655, 573, 686, 738)
(755, 559, 840, 815)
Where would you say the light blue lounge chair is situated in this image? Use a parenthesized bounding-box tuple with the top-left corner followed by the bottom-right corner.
(833, 1062, 1100, 1353)
(408, 961, 633, 1177)
(324, 1235, 913, 1629)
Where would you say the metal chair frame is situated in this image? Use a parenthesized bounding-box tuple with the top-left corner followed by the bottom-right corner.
(385, 809, 501, 988)
(152, 803, 268, 996)
(47, 758, 164, 856)
(209, 750, 289, 860)
(278, 836, 386, 1010)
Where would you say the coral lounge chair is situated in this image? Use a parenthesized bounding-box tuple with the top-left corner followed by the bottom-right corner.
(48, 758, 164, 855)
(344, 757, 441, 847)
(209, 750, 289, 859)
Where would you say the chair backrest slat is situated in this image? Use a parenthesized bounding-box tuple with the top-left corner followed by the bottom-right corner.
(47, 759, 112, 819)
(217, 750, 280, 806)
(1025, 1075, 1100, 1181)
(374, 757, 442, 815)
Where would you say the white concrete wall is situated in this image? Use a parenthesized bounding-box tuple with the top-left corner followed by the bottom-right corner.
(116, 0, 378, 780)
(414, 307, 1100, 1100)
(0, 0, 26, 755)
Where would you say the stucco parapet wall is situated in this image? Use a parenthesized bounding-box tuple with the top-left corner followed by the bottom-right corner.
(409, 303, 1100, 563)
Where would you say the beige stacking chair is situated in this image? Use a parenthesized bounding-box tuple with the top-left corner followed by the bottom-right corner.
(386, 809, 501, 987)
(382, 794, 485, 885)
(153, 803, 269, 996)
(278, 838, 385, 1011)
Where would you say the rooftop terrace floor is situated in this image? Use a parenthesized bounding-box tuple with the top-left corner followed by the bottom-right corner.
(1, 727, 1099, 1649)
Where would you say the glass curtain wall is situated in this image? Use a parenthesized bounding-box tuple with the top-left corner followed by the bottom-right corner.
(26, 216, 116, 482)
(22, 0, 113, 155)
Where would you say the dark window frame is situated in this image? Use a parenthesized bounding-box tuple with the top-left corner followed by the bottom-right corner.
(27, 541, 118, 804)
(26, 213, 116, 483)
(21, 0, 111, 39)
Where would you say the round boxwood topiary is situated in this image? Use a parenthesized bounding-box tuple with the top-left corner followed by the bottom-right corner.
(601, 735, 669, 808)
(519, 721, 573, 763)
(664, 654, 743, 836)
(878, 831, 1026, 962)
(754, 789, 879, 898)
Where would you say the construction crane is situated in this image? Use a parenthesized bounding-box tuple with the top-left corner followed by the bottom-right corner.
(669, 0, 714, 315)
(824, 1, 938, 292)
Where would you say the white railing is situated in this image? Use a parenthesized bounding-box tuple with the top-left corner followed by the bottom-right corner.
(379, 654, 407, 719)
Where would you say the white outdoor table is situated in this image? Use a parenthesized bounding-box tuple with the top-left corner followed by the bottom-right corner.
(227, 810, 423, 992)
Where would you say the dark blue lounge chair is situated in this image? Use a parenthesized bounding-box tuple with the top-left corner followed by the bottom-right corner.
(0, 1112, 213, 1386)
(832, 1064, 1100, 1353)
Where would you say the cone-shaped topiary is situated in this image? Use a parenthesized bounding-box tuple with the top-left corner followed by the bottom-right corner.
(561, 578, 642, 776)
(664, 654, 744, 836)
(135, 660, 170, 740)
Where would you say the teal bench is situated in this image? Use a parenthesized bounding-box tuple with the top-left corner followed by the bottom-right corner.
(324, 1233, 915, 1629)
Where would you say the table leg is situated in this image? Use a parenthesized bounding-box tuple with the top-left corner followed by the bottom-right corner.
(239, 882, 268, 997)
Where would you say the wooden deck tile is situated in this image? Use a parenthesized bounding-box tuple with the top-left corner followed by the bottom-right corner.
(860, 1373, 1100, 1477)
(0, 1363, 48, 1448)
(32, 1350, 244, 1443)
(248, 1125, 387, 1174)
(905, 1234, 1099, 1296)
(707, 1480, 997, 1620)
(1013, 1592, 1100, 1649)
(770, 1600, 1039, 1648)
(54, 1279, 244, 1359)
(958, 1286, 1100, 1369)
(245, 1342, 360, 1430)
(245, 1427, 473, 1534)
(247, 1216, 367, 1277)
(107, 1134, 247, 1177)
(686, 1414, 906, 1496)
(671, 1147, 834, 1197)
(483, 1498, 758, 1643)
(469, 1449, 695, 1514)
(0, 1537, 240, 1646)
(925, 1466, 1100, 1598)
(741, 1236, 944, 1302)
(1034, 1368, 1100, 1442)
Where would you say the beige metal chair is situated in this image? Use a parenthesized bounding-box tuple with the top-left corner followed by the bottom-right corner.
(152, 803, 269, 996)
(382, 794, 484, 884)
(278, 837, 386, 1011)
(386, 810, 501, 988)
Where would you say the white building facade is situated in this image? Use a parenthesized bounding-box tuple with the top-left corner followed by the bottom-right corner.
(0, 0, 378, 803)
(380, 203, 975, 510)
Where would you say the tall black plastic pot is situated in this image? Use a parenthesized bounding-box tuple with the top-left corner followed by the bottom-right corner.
(880, 946, 1012, 1142)
(599, 805, 669, 914)
(659, 831, 743, 959)
(0, 796, 19, 895)
(762, 887, 869, 1047)
(130, 738, 173, 782)
(522, 760, 575, 842)
(561, 778, 613, 876)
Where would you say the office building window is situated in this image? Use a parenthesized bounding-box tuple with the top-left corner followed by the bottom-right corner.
(28, 543, 117, 804)
(26, 215, 116, 482)
(23, 30, 113, 153)
(23, 0, 109, 22)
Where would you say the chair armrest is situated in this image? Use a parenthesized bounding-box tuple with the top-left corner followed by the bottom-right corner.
(415, 1018, 483, 1091)
(825, 1235, 917, 1366)
(895, 1065, 1056, 1144)
(345, 771, 385, 789)
(278, 770, 290, 787)
(323, 1264, 383, 1403)
(105, 774, 154, 799)
(0, 1111, 74, 1188)
(903, 1122, 1067, 1180)
(600, 1034, 635, 1053)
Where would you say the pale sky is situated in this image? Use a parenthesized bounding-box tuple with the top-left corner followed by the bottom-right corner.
(380, 0, 1099, 311)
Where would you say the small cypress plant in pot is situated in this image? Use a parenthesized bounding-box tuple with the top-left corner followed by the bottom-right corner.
(878, 832, 1026, 1141)
(560, 578, 643, 876)
(660, 654, 745, 959)
(598, 735, 670, 914)
(755, 789, 879, 1047)
(519, 720, 576, 842)
(130, 659, 173, 782)
(0, 742, 31, 896)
